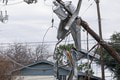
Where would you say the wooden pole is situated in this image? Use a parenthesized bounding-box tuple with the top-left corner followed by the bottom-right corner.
(80, 19, 120, 64)
(95, 0, 105, 79)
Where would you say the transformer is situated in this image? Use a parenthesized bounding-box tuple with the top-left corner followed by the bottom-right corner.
(53, 1, 75, 20)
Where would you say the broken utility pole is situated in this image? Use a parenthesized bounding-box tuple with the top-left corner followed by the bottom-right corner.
(80, 19, 120, 64)
(55, 0, 120, 64)
(53, 0, 120, 80)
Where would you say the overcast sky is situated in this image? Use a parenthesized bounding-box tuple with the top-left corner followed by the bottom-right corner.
(0, 0, 119, 79)
(0, 0, 120, 43)
(0, 0, 120, 55)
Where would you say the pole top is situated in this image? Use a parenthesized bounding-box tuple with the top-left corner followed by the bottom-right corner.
(95, 0, 100, 3)
(56, 0, 62, 3)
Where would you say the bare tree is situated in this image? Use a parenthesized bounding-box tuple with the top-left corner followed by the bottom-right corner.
(3, 43, 34, 68)
(3, 43, 51, 64)
(0, 43, 52, 80)
(0, 55, 13, 80)
(34, 44, 52, 61)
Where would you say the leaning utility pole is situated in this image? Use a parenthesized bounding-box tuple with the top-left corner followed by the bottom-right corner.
(53, 1, 120, 80)
(95, 0, 105, 80)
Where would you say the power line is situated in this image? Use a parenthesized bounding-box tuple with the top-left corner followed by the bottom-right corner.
(81, 1, 94, 16)
(0, 39, 111, 44)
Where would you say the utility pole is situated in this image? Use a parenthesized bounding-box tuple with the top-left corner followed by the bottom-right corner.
(86, 32, 91, 80)
(95, 0, 105, 80)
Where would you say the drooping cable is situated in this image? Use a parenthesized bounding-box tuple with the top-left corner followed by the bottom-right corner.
(40, 5, 57, 54)
(53, 31, 71, 80)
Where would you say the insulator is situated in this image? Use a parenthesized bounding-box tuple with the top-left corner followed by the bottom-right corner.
(0, 11, 8, 23)
(24, 0, 37, 4)
(2, 0, 8, 5)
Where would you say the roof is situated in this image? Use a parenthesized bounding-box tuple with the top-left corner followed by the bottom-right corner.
(11, 60, 101, 80)
(14, 60, 69, 70)
(78, 72, 101, 80)
(11, 60, 70, 75)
